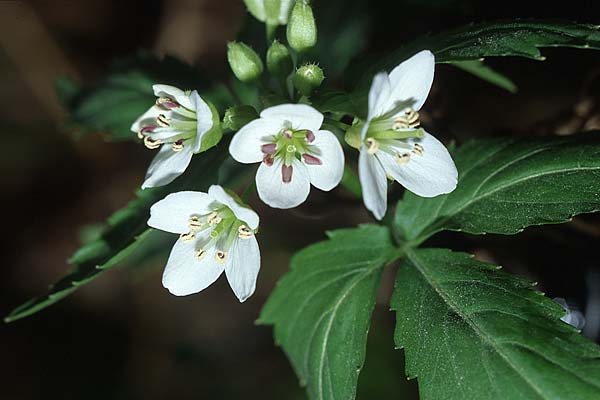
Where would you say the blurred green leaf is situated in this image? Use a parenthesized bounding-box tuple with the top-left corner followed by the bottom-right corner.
(395, 133, 600, 243)
(57, 51, 233, 141)
(258, 225, 397, 400)
(392, 248, 600, 400)
(451, 60, 518, 93)
(5, 143, 229, 322)
(358, 20, 600, 88)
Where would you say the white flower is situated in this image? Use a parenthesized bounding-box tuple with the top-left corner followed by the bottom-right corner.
(131, 84, 215, 189)
(229, 104, 345, 209)
(358, 50, 458, 220)
(147, 185, 261, 302)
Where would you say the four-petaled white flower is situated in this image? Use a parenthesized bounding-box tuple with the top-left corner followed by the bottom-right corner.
(229, 104, 345, 209)
(131, 84, 215, 189)
(148, 185, 261, 302)
(358, 50, 458, 220)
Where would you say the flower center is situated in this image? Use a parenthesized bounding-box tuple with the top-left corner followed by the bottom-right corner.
(260, 127, 322, 184)
(137, 96, 198, 152)
(178, 205, 255, 264)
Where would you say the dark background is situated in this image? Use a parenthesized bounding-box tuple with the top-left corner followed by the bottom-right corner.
(1, 1, 599, 399)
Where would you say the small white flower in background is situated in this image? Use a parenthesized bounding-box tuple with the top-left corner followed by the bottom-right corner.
(229, 104, 345, 209)
(554, 297, 586, 330)
(357, 50, 458, 220)
(131, 84, 215, 189)
(148, 185, 261, 302)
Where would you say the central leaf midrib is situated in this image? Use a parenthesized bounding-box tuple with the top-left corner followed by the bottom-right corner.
(406, 249, 548, 399)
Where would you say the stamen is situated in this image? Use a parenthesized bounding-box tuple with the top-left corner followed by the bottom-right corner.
(189, 215, 203, 230)
(302, 154, 322, 165)
(180, 231, 195, 242)
(283, 129, 293, 139)
(138, 125, 156, 139)
(156, 97, 179, 109)
(305, 130, 315, 143)
(215, 250, 227, 264)
(238, 225, 253, 239)
(412, 143, 424, 156)
(261, 143, 277, 155)
(144, 136, 162, 149)
(172, 139, 184, 152)
(366, 138, 379, 155)
(282, 164, 293, 183)
(393, 109, 420, 130)
(195, 249, 207, 260)
(395, 152, 411, 165)
(207, 212, 222, 226)
(263, 155, 274, 166)
(156, 114, 171, 127)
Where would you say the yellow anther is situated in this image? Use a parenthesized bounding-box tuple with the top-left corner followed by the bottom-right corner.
(144, 136, 162, 149)
(207, 212, 222, 226)
(412, 143, 424, 156)
(393, 109, 420, 130)
(172, 142, 184, 152)
(238, 225, 253, 239)
(188, 215, 203, 230)
(215, 250, 227, 264)
(366, 138, 379, 155)
(156, 114, 171, 127)
(156, 97, 173, 107)
(395, 152, 411, 165)
(195, 249, 207, 260)
(137, 129, 145, 140)
(180, 231, 195, 242)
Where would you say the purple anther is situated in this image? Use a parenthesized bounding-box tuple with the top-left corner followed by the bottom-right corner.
(261, 143, 277, 155)
(282, 164, 293, 183)
(305, 130, 315, 143)
(302, 154, 322, 165)
(263, 155, 274, 166)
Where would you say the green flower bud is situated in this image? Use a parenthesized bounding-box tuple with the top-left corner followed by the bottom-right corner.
(286, 0, 317, 53)
(266, 40, 293, 78)
(292, 63, 324, 96)
(223, 105, 258, 131)
(227, 41, 264, 83)
(244, 0, 294, 25)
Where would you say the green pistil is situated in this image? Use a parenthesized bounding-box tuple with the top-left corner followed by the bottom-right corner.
(369, 127, 424, 140)
(273, 129, 313, 166)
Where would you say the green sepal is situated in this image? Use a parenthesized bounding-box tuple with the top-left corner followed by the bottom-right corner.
(198, 101, 223, 153)
(222, 105, 258, 131)
(345, 122, 364, 150)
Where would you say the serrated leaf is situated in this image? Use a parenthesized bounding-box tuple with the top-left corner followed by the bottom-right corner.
(358, 20, 600, 88)
(391, 248, 600, 400)
(58, 51, 232, 141)
(5, 143, 229, 322)
(395, 133, 600, 243)
(258, 225, 397, 400)
(451, 60, 518, 93)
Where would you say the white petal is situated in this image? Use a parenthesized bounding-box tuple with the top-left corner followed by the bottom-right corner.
(229, 118, 282, 164)
(278, 0, 294, 24)
(148, 191, 213, 234)
(142, 144, 193, 189)
(153, 84, 194, 110)
(379, 131, 457, 198)
(256, 159, 310, 209)
(304, 130, 345, 191)
(225, 236, 261, 302)
(386, 50, 435, 113)
(358, 150, 388, 220)
(208, 185, 260, 230)
(162, 238, 225, 296)
(367, 72, 392, 121)
(190, 90, 213, 153)
(260, 104, 323, 132)
(131, 106, 162, 133)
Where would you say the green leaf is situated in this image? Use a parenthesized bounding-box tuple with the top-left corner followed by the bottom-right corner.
(258, 225, 397, 400)
(395, 133, 600, 243)
(391, 248, 600, 400)
(5, 143, 229, 322)
(58, 51, 232, 141)
(451, 60, 518, 93)
(359, 20, 600, 87)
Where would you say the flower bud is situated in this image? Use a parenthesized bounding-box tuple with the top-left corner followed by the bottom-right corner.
(286, 0, 317, 53)
(266, 40, 293, 78)
(292, 63, 324, 96)
(223, 105, 258, 131)
(244, 0, 294, 25)
(227, 41, 264, 83)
